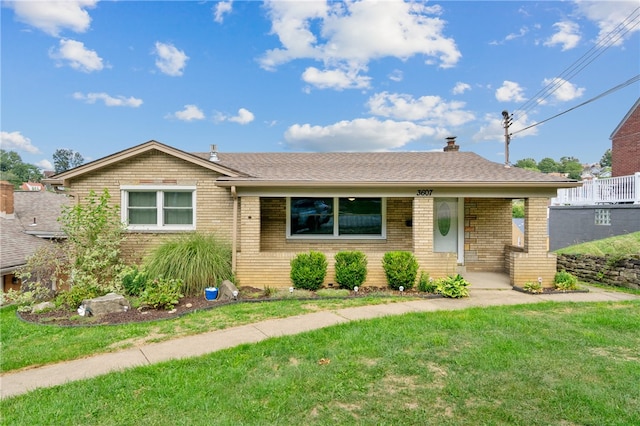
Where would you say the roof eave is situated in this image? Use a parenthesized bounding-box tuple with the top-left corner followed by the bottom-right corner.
(215, 180, 580, 189)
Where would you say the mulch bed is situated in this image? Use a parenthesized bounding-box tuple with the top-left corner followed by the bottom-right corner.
(17, 286, 425, 327)
(512, 286, 590, 295)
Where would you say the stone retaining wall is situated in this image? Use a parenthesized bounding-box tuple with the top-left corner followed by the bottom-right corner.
(557, 254, 640, 290)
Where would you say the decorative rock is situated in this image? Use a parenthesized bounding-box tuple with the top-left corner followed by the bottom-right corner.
(218, 280, 239, 302)
(80, 293, 131, 317)
(31, 301, 55, 313)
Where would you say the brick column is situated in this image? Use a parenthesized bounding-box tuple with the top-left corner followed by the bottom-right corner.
(412, 197, 433, 255)
(240, 196, 260, 253)
(524, 197, 549, 255)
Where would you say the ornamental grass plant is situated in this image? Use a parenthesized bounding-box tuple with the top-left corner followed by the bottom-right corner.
(144, 233, 233, 297)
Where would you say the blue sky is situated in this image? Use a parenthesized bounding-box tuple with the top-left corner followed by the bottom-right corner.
(2, 0, 639, 172)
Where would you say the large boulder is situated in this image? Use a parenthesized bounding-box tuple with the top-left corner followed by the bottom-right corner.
(81, 293, 130, 317)
(218, 280, 239, 302)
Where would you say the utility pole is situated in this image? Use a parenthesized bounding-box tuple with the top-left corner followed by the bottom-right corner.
(502, 110, 512, 167)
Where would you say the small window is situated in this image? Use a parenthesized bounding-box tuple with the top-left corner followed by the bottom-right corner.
(121, 186, 195, 230)
(594, 209, 610, 226)
(288, 197, 385, 239)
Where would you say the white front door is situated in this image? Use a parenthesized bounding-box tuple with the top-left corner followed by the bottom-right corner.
(434, 198, 463, 263)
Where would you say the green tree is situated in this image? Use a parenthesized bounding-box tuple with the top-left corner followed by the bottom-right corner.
(53, 149, 84, 173)
(600, 149, 612, 167)
(0, 149, 43, 187)
(59, 189, 125, 291)
(537, 157, 559, 173)
(559, 156, 583, 180)
(514, 158, 539, 171)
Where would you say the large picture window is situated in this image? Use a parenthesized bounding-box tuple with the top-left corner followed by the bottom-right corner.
(288, 197, 384, 238)
(121, 186, 195, 230)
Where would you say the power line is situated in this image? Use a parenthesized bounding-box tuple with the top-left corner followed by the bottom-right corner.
(511, 7, 640, 125)
(511, 74, 640, 136)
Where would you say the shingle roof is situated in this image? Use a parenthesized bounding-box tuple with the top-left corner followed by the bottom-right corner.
(1, 191, 71, 272)
(192, 151, 576, 186)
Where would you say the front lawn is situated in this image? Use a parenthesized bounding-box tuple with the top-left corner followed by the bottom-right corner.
(3, 301, 639, 425)
(1, 295, 412, 373)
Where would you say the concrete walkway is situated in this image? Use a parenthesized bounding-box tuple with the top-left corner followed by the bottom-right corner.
(2, 285, 638, 399)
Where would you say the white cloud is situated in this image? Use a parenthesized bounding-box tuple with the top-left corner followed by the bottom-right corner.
(367, 92, 475, 127)
(284, 117, 435, 152)
(49, 39, 104, 72)
(213, 0, 233, 23)
(472, 112, 538, 143)
(302, 66, 371, 90)
(542, 78, 585, 102)
(0, 131, 41, 154)
(452, 82, 471, 95)
(154, 42, 189, 76)
(7, 0, 96, 36)
(73, 92, 143, 107)
(575, 1, 640, 46)
(260, 0, 460, 90)
(388, 69, 403, 82)
(36, 159, 54, 171)
(495, 81, 526, 102)
(505, 26, 529, 41)
(544, 21, 581, 51)
(167, 105, 205, 122)
(215, 108, 255, 125)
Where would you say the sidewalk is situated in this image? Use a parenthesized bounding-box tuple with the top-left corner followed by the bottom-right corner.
(2, 286, 638, 399)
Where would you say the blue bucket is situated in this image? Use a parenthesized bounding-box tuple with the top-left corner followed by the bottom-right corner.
(204, 287, 219, 301)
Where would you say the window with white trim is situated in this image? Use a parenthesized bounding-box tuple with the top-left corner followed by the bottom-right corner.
(594, 209, 611, 226)
(287, 197, 385, 239)
(121, 186, 195, 230)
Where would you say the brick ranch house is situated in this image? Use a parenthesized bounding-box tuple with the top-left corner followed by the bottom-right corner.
(44, 139, 579, 289)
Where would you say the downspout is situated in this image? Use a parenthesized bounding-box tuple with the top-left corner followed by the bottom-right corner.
(231, 186, 238, 274)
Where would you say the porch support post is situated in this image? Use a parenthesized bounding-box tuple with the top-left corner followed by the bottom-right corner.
(240, 196, 260, 254)
(231, 186, 238, 273)
(510, 197, 557, 288)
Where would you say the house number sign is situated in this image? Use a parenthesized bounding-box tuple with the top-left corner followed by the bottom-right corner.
(416, 189, 434, 196)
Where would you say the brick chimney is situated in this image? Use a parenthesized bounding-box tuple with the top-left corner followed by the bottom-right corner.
(0, 180, 15, 218)
(443, 136, 460, 152)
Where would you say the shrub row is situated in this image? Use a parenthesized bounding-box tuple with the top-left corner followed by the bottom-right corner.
(290, 250, 470, 298)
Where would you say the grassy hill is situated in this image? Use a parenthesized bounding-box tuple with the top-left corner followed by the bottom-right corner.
(554, 231, 640, 256)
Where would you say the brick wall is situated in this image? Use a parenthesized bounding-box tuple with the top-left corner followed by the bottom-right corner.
(612, 103, 640, 177)
(464, 198, 512, 271)
(66, 149, 236, 263)
(507, 197, 557, 287)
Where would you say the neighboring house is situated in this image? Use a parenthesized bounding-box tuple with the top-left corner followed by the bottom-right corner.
(20, 182, 44, 192)
(44, 139, 579, 288)
(611, 97, 640, 177)
(550, 98, 640, 250)
(0, 181, 70, 292)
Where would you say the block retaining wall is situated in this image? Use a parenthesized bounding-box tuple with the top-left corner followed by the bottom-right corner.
(557, 254, 640, 290)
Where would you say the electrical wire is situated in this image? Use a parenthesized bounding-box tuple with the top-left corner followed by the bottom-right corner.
(511, 7, 640, 125)
(511, 74, 640, 136)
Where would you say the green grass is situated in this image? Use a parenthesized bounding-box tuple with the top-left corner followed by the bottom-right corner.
(3, 301, 639, 425)
(554, 231, 640, 256)
(0, 296, 411, 373)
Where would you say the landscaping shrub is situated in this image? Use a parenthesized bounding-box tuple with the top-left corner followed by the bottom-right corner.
(290, 251, 327, 291)
(554, 270, 578, 291)
(139, 276, 184, 310)
(59, 189, 125, 292)
(118, 265, 150, 297)
(523, 281, 543, 294)
(417, 271, 437, 293)
(435, 274, 470, 298)
(334, 251, 367, 290)
(144, 233, 233, 296)
(55, 283, 103, 309)
(382, 251, 418, 290)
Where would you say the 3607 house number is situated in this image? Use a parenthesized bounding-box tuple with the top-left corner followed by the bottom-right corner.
(416, 189, 434, 196)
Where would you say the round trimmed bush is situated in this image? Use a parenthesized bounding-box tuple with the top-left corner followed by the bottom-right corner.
(382, 251, 418, 290)
(334, 251, 367, 290)
(290, 251, 328, 290)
